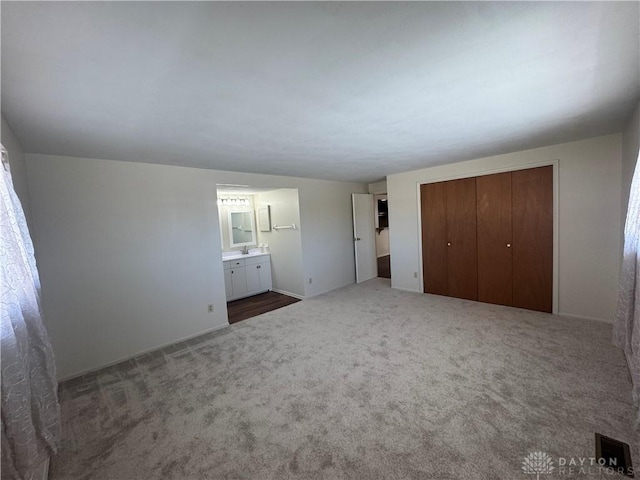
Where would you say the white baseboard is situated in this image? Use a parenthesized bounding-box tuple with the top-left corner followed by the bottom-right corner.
(389, 288, 613, 326)
(304, 281, 357, 299)
(558, 312, 612, 324)
(58, 323, 230, 382)
(391, 286, 420, 294)
(271, 288, 305, 300)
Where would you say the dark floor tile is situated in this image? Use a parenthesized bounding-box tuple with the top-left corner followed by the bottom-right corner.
(227, 292, 301, 324)
(377, 254, 391, 279)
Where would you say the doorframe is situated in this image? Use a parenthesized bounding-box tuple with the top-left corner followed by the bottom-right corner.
(415, 160, 559, 315)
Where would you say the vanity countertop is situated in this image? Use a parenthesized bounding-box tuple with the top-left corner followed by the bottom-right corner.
(222, 251, 270, 262)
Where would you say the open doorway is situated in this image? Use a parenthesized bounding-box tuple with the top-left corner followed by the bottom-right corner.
(352, 187, 391, 283)
(375, 194, 391, 278)
(216, 185, 305, 323)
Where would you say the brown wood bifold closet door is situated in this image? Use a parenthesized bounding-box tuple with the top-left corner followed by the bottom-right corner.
(421, 165, 553, 313)
(421, 178, 478, 300)
(512, 166, 553, 313)
(421, 182, 448, 296)
(476, 172, 513, 306)
(445, 178, 478, 300)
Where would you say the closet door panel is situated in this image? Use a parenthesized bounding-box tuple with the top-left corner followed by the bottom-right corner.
(512, 166, 553, 313)
(477, 172, 513, 306)
(421, 182, 448, 296)
(445, 178, 478, 300)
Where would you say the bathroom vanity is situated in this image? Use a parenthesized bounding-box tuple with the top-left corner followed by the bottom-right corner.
(223, 252, 272, 301)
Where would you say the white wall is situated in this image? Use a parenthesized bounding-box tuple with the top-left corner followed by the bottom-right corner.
(297, 182, 366, 297)
(255, 189, 305, 297)
(368, 180, 387, 195)
(388, 134, 622, 322)
(24, 154, 366, 378)
(25, 155, 229, 379)
(1, 115, 31, 224)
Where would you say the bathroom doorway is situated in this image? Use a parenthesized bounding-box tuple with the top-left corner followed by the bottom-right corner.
(216, 185, 305, 322)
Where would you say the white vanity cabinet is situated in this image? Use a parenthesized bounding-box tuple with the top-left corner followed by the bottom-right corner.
(223, 254, 272, 301)
(244, 255, 272, 293)
(224, 259, 246, 301)
(224, 269, 233, 297)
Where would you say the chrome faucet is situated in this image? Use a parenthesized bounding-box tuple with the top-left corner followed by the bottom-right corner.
(241, 245, 249, 255)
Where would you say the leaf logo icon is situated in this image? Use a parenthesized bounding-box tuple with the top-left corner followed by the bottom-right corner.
(522, 451, 555, 479)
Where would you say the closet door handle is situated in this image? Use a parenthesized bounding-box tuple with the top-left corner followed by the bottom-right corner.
(506, 243, 512, 248)
(447, 242, 451, 246)
(257, 265, 261, 269)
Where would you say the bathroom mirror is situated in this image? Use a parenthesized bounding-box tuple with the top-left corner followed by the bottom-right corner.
(228, 211, 257, 247)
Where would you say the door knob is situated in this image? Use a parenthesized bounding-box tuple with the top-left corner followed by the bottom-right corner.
(355, 237, 361, 241)
(506, 243, 512, 248)
(447, 242, 451, 246)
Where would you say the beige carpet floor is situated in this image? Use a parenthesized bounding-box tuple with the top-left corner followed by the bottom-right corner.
(52, 279, 637, 479)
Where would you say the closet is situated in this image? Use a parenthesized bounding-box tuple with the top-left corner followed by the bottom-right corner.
(420, 165, 552, 313)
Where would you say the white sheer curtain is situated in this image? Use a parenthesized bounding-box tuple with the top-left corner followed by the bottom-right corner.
(614, 150, 640, 425)
(0, 144, 60, 479)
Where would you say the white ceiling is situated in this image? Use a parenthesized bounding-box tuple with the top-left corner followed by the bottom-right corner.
(2, 2, 638, 183)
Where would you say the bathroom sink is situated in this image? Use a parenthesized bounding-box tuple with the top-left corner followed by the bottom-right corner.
(222, 250, 267, 261)
(222, 252, 243, 260)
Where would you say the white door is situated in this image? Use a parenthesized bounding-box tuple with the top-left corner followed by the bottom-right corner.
(352, 193, 377, 283)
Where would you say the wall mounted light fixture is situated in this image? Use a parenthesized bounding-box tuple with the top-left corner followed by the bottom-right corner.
(217, 196, 250, 206)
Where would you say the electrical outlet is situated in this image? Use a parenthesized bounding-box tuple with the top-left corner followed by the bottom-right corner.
(208, 304, 214, 313)
(309, 278, 313, 284)
(413, 272, 418, 278)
